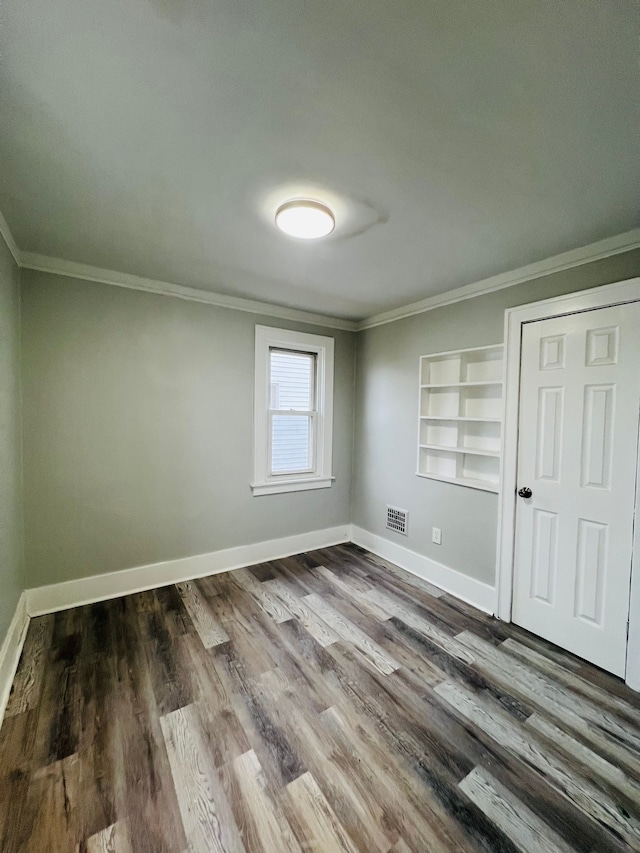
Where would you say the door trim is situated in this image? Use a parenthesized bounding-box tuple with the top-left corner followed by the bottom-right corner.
(496, 277, 640, 689)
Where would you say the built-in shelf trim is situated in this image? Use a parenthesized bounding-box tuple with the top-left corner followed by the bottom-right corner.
(416, 471, 500, 493)
(419, 443, 500, 458)
(420, 381, 504, 389)
(419, 415, 502, 423)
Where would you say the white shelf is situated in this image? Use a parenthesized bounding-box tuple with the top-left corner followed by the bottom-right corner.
(420, 381, 503, 389)
(419, 443, 500, 458)
(415, 343, 503, 360)
(416, 471, 500, 493)
(417, 344, 504, 491)
(419, 415, 502, 423)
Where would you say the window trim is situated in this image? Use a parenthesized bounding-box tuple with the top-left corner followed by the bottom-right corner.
(252, 325, 335, 496)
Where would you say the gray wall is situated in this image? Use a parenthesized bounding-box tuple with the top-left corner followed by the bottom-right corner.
(18, 248, 640, 592)
(352, 249, 640, 585)
(0, 238, 24, 644)
(21, 271, 355, 587)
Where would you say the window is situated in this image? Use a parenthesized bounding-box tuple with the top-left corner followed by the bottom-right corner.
(253, 325, 334, 496)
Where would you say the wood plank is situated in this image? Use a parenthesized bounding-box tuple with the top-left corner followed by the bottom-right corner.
(303, 593, 400, 676)
(155, 584, 196, 637)
(207, 583, 280, 677)
(320, 646, 529, 853)
(459, 767, 575, 853)
(267, 557, 323, 596)
(264, 578, 340, 647)
(319, 703, 470, 853)
(231, 568, 293, 623)
(176, 580, 230, 648)
(457, 630, 640, 753)
(31, 609, 83, 767)
(525, 712, 640, 803)
(348, 547, 445, 599)
(381, 617, 532, 723)
(16, 755, 81, 853)
(136, 591, 193, 716)
(182, 635, 251, 767)
(73, 601, 119, 834)
(311, 563, 375, 597)
(285, 771, 360, 853)
(23, 747, 112, 851)
(376, 629, 445, 689)
(246, 609, 340, 715)
(502, 636, 640, 725)
(255, 669, 402, 853)
(232, 749, 301, 852)
(388, 840, 414, 853)
(311, 566, 396, 631)
(212, 648, 307, 789)
(160, 703, 245, 853)
(435, 680, 640, 849)
(108, 597, 188, 853)
(294, 585, 387, 647)
(193, 574, 223, 598)
(456, 629, 640, 776)
(246, 561, 280, 583)
(4, 614, 54, 717)
(362, 587, 476, 664)
(86, 821, 132, 853)
(0, 709, 38, 848)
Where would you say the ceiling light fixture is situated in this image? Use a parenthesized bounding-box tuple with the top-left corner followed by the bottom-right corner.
(275, 199, 335, 239)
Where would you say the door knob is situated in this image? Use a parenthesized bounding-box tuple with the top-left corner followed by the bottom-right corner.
(518, 486, 532, 499)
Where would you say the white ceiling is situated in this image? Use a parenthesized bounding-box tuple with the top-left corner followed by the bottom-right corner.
(1, 0, 638, 320)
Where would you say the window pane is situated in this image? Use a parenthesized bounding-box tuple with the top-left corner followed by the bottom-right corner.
(271, 414, 311, 473)
(270, 350, 314, 411)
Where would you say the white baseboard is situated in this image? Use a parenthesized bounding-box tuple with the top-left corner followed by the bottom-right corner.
(23, 521, 492, 628)
(26, 525, 351, 616)
(350, 525, 495, 614)
(0, 593, 30, 727)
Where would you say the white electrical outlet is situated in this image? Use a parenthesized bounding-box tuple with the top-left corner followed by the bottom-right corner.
(432, 527, 442, 545)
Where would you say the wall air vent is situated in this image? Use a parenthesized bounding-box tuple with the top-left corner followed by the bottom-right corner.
(386, 505, 408, 536)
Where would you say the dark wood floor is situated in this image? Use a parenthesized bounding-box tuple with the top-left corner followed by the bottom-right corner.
(2, 544, 640, 852)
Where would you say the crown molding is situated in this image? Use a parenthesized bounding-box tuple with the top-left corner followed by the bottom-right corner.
(19, 252, 358, 331)
(0, 209, 21, 266)
(7, 213, 640, 333)
(357, 228, 640, 331)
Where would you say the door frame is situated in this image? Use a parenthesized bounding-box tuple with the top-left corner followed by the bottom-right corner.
(496, 276, 640, 690)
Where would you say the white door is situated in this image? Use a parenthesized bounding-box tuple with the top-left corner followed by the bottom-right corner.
(512, 302, 640, 676)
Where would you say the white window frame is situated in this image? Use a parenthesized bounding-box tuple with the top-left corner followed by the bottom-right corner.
(252, 325, 335, 496)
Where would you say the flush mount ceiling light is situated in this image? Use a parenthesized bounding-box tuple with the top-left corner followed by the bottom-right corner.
(275, 199, 335, 239)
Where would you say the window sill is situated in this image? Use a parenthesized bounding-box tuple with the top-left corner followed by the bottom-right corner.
(251, 476, 335, 496)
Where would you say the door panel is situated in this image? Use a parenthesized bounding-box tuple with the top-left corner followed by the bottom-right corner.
(512, 303, 640, 676)
(580, 384, 614, 488)
(530, 509, 558, 604)
(536, 386, 563, 481)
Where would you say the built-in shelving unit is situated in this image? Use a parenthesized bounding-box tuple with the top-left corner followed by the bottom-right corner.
(417, 344, 504, 492)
